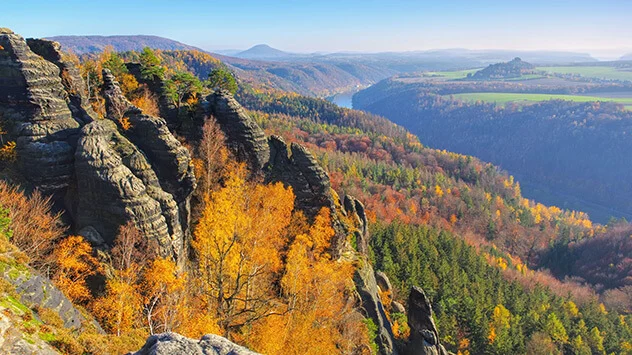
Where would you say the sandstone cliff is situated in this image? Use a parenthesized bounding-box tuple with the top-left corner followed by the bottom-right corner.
(0, 29, 83, 195)
(0, 30, 195, 261)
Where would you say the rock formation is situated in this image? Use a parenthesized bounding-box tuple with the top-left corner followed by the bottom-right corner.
(26, 38, 96, 125)
(0, 29, 83, 194)
(354, 258, 398, 355)
(205, 90, 270, 172)
(74, 70, 195, 260)
(205, 91, 356, 256)
(0, 30, 195, 261)
(405, 286, 449, 355)
(129, 332, 259, 355)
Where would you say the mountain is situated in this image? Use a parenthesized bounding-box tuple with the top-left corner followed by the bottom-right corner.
(45, 34, 203, 54)
(469, 57, 535, 79)
(621, 53, 632, 60)
(235, 44, 295, 59)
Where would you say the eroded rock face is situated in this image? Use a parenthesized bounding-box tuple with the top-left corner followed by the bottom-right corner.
(267, 135, 334, 217)
(0, 30, 196, 261)
(206, 90, 270, 172)
(75, 119, 185, 258)
(26, 38, 96, 124)
(70, 69, 195, 261)
(354, 258, 398, 355)
(405, 286, 448, 355)
(129, 332, 259, 355)
(344, 195, 369, 254)
(0, 30, 83, 194)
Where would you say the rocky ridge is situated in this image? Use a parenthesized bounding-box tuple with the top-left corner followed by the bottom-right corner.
(0, 29, 195, 262)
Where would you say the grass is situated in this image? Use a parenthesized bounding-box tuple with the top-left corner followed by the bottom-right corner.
(446, 92, 632, 107)
(537, 66, 632, 82)
(423, 69, 479, 80)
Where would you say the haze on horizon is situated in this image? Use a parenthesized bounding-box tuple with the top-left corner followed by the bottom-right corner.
(2, 0, 631, 59)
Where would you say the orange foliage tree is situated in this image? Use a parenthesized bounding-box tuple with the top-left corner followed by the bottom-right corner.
(191, 163, 295, 339)
(52, 235, 101, 303)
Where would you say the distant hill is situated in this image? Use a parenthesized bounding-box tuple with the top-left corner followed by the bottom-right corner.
(469, 57, 535, 80)
(235, 44, 295, 60)
(45, 35, 203, 54)
(621, 53, 632, 61)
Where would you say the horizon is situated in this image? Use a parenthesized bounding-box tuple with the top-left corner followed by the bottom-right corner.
(2, 0, 632, 60)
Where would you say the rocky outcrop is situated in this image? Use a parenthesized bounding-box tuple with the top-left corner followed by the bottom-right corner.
(75, 119, 185, 259)
(0, 29, 196, 261)
(267, 135, 334, 218)
(405, 286, 448, 355)
(74, 71, 195, 260)
(354, 258, 398, 355)
(26, 38, 96, 124)
(344, 195, 369, 254)
(0, 29, 83, 194)
(205, 90, 269, 172)
(2, 259, 103, 333)
(205, 93, 356, 255)
(129, 332, 259, 355)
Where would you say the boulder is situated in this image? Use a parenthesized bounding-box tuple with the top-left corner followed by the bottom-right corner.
(129, 332, 259, 355)
(392, 301, 406, 314)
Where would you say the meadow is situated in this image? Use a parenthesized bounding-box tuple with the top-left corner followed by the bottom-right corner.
(446, 92, 632, 107)
(537, 66, 632, 81)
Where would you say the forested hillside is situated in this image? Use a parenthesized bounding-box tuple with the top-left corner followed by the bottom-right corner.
(235, 87, 632, 354)
(2, 30, 632, 355)
(354, 77, 632, 223)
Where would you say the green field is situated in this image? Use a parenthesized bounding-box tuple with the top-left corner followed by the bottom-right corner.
(423, 69, 479, 79)
(447, 92, 632, 107)
(537, 66, 632, 81)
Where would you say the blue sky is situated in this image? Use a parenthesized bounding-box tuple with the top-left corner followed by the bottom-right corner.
(2, 0, 631, 57)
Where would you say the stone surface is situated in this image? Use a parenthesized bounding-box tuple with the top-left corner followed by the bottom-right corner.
(205, 90, 270, 172)
(74, 119, 187, 260)
(354, 258, 398, 355)
(26, 38, 96, 124)
(0, 31, 82, 194)
(129, 332, 259, 355)
(0, 311, 59, 355)
(392, 301, 406, 314)
(375, 271, 394, 303)
(405, 286, 448, 355)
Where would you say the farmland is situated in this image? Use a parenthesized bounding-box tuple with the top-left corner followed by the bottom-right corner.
(537, 65, 632, 81)
(446, 92, 632, 107)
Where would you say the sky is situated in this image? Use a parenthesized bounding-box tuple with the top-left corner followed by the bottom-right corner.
(2, 0, 631, 59)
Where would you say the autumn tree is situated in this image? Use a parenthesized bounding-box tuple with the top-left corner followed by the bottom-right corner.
(92, 223, 152, 336)
(488, 304, 513, 354)
(0, 181, 65, 269)
(52, 235, 100, 303)
(142, 257, 186, 334)
(191, 164, 295, 338)
(249, 208, 368, 354)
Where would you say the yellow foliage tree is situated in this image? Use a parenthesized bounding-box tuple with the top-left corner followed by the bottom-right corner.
(250, 207, 365, 355)
(192, 163, 295, 338)
(52, 235, 101, 303)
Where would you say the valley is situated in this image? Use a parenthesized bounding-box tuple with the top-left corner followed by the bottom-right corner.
(2, 2, 632, 353)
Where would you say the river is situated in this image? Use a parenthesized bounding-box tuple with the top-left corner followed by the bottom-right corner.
(326, 90, 357, 109)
